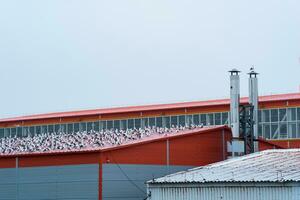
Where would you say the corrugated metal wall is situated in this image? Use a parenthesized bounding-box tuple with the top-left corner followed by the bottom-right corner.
(0, 164, 98, 200)
(148, 183, 300, 200)
(102, 164, 192, 200)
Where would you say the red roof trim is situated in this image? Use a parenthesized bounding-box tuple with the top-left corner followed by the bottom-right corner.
(1, 93, 299, 123)
(0, 126, 230, 158)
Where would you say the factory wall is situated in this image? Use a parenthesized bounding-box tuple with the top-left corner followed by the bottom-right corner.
(148, 182, 300, 200)
(0, 127, 231, 200)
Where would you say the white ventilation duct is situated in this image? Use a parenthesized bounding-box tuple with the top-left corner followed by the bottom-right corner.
(248, 69, 259, 139)
(229, 69, 240, 138)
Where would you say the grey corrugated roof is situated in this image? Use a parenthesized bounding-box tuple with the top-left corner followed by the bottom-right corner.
(149, 149, 300, 184)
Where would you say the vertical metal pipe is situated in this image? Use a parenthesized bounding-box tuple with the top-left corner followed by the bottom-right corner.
(229, 69, 241, 138)
(248, 70, 259, 137)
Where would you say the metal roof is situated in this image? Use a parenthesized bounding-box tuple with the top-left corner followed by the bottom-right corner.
(1, 93, 299, 123)
(149, 149, 300, 184)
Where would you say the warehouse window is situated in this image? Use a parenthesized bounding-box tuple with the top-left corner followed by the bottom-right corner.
(35, 126, 41, 135)
(298, 108, 300, 121)
(11, 128, 16, 137)
(156, 117, 163, 127)
(186, 115, 193, 126)
(48, 125, 54, 133)
(128, 119, 134, 129)
(17, 127, 23, 137)
(288, 108, 296, 121)
(100, 121, 106, 130)
(193, 114, 200, 125)
(141, 118, 148, 128)
(279, 109, 287, 122)
(134, 119, 141, 129)
(207, 113, 214, 125)
(288, 123, 297, 138)
(271, 123, 279, 139)
(270, 109, 278, 122)
(178, 115, 185, 126)
(171, 116, 178, 126)
(29, 126, 35, 135)
(258, 110, 262, 123)
(279, 123, 287, 138)
(263, 124, 271, 139)
(79, 122, 87, 132)
(120, 120, 127, 130)
(262, 110, 270, 122)
(200, 114, 206, 125)
(74, 123, 79, 132)
(258, 124, 263, 137)
(113, 120, 120, 129)
(61, 124, 67, 133)
(67, 123, 73, 133)
(149, 118, 156, 127)
(163, 116, 170, 128)
(55, 124, 60, 133)
(107, 121, 113, 130)
(41, 125, 47, 134)
(0, 129, 3, 138)
(87, 122, 93, 132)
(222, 112, 229, 124)
(215, 113, 221, 125)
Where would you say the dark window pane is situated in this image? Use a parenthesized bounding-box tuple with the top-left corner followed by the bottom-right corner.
(193, 115, 200, 125)
(48, 125, 54, 133)
(163, 117, 170, 128)
(298, 108, 300, 121)
(258, 110, 262, 123)
(200, 114, 206, 125)
(23, 127, 29, 137)
(258, 124, 263, 138)
(149, 117, 156, 127)
(35, 126, 41, 135)
(120, 120, 127, 130)
(4, 128, 10, 137)
(134, 119, 141, 129)
(288, 123, 297, 138)
(100, 121, 106, 130)
(279, 123, 287, 138)
(186, 115, 193, 126)
(271, 123, 279, 139)
(128, 119, 134, 129)
(11, 128, 17, 137)
(87, 122, 93, 132)
(79, 122, 87, 132)
(55, 124, 60, 133)
(178, 116, 185, 126)
(0, 129, 3, 138)
(215, 113, 221, 125)
(61, 124, 67, 133)
(42, 125, 48, 134)
(262, 110, 270, 122)
(288, 108, 296, 121)
(156, 117, 163, 127)
(67, 124, 73, 133)
(149, 118, 156, 127)
(142, 118, 148, 128)
(171, 116, 178, 126)
(107, 121, 113, 129)
(114, 120, 120, 129)
(207, 114, 214, 125)
(271, 109, 278, 122)
(298, 122, 300, 138)
(279, 109, 287, 122)
(17, 127, 23, 137)
(93, 122, 99, 132)
(263, 124, 271, 139)
(29, 127, 35, 135)
(74, 123, 79, 132)
(222, 112, 229, 124)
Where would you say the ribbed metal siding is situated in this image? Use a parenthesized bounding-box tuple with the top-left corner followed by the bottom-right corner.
(103, 164, 192, 200)
(0, 164, 99, 200)
(148, 183, 300, 200)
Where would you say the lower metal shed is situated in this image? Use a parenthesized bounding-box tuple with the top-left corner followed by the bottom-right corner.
(147, 149, 300, 200)
(0, 126, 231, 200)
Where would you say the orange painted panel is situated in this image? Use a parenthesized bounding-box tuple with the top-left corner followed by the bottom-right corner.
(0, 157, 16, 168)
(19, 152, 100, 167)
(101, 141, 167, 165)
(169, 130, 231, 166)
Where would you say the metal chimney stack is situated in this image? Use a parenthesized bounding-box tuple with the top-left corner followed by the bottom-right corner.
(229, 69, 241, 138)
(248, 69, 259, 140)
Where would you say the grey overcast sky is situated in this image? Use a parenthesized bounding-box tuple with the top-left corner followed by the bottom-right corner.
(0, 0, 299, 118)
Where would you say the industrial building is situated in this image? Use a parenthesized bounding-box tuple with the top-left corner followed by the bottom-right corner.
(147, 149, 300, 200)
(0, 126, 231, 200)
(0, 93, 300, 145)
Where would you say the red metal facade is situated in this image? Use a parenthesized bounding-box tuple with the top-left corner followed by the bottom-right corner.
(0, 126, 231, 200)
